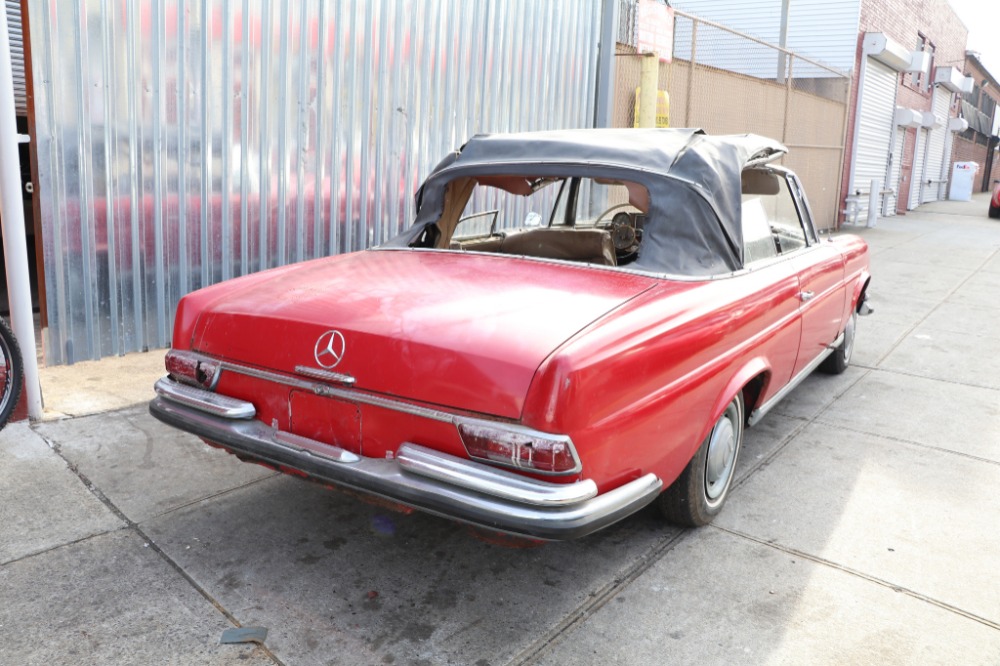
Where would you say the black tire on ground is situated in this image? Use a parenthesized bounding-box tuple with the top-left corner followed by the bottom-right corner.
(989, 203, 1000, 219)
(820, 311, 857, 375)
(0, 317, 24, 430)
(658, 393, 744, 527)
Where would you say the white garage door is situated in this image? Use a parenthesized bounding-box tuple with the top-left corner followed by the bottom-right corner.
(909, 127, 928, 210)
(852, 58, 898, 221)
(921, 87, 951, 203)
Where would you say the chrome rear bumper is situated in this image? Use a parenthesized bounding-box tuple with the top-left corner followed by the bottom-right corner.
(149, 378, 662, 540)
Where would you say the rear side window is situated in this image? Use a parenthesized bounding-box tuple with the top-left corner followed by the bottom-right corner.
(741, 169, 808, 265)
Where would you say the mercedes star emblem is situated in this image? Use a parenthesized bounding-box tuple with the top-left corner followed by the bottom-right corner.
(314, 330, 346, 369)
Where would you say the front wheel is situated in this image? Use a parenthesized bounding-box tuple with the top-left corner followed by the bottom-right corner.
(989, 203, 1000, 219)
(0, 317, 24, 430)
(659, 394, 744, 527)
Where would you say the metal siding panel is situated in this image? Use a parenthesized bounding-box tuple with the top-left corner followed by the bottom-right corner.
(672, 0, 782, 44)
(29, 0, 602, 363)
(6, 0, 25, 113)
(852, 58, 897, 221)
(200, 0, 214, 289)
(785, 0, 859, 72)
(219, 0, 233, 281)
(672, 0, 858, 72)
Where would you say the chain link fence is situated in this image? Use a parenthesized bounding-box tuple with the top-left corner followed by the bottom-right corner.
(614, 2, 851, 228)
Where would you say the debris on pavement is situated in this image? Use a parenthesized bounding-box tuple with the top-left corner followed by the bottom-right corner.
(220, 626, 268, 645)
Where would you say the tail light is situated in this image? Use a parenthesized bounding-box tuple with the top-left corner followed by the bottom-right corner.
(165, 350, 222, 390)
(457, 421, 581, 475)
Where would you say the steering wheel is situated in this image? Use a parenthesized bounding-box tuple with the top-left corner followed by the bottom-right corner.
(594, 203, 638, 225)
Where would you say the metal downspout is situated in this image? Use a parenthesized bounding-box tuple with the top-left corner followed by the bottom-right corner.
(909, 127, 924, 210)
(0, 8, 42, 419)
(846, 49, 869, 213)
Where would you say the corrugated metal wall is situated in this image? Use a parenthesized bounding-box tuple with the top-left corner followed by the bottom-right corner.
(27, 0, 602, 364)
(5, 0, 25, 113)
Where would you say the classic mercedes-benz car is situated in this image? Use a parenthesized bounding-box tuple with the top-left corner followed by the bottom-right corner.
(150, 128, 871, 540)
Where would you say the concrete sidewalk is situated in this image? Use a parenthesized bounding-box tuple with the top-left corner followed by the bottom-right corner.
(3, 194, 1000, 665)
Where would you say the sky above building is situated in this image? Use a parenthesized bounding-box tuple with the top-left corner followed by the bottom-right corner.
(947, 0, 1000, 80)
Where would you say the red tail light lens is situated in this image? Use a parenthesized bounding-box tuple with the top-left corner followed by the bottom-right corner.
(165, 350, 221, 389)
(457, 421, 581, 475)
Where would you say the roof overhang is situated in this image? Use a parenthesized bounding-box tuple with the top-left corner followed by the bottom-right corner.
(935, 66, 974, 93)
(863, 33, 919, 72)
(894, 107, 923, 129)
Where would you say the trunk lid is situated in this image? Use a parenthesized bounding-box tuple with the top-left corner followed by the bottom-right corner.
(192, 250, 658, 419)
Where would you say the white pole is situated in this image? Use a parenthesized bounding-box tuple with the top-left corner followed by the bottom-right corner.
(866, 179, 879, 228)
(0, 10, 42, 419)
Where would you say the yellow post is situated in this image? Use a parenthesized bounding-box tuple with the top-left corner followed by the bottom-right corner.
(638, 53, 658, 128)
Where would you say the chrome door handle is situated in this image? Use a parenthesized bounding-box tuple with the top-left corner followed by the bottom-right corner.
(799, 290, 815, 302)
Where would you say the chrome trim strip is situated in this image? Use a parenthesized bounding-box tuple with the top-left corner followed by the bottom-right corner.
(294, 365, 357, 386)
(748, 330, 845, 427)
(155, 377, 256, 419)
(211, 358, 460, 423)
(148, 396, 663, 540)
(165, 354, 582, 476)
(397, 443, 597, 507)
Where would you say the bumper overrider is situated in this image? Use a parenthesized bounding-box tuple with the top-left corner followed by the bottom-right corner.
(149, 377, 662, 540)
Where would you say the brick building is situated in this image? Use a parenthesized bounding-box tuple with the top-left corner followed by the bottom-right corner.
(840, 0, 968, 222)
(667, 0, 974, 224)
(952, 52, 1000, 193)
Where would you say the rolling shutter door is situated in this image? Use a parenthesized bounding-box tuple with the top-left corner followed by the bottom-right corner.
(921, 87, 951, 203)
(852, 58, 897, 221)
(5, 0, 25, 114)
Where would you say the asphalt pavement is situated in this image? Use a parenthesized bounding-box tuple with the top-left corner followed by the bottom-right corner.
(2, 193, 1000, 665)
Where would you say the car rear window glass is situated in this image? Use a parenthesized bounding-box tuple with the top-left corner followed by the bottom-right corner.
(741, 169, 807, 261)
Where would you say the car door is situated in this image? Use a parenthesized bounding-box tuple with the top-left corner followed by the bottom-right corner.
(741, 168, 846, 381)
(740, 181, 803, 391)
(786, 174, 846, 377)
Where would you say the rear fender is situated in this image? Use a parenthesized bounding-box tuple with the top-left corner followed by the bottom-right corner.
(853, 271, 872, 313)
(705, 357, 771, 437)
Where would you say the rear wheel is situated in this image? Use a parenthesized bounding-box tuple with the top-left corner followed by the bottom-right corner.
(989, 203, 1000, 219)
(659, 394, 744, 527)
(820, 311, 856, 375)
(0, 317, 24, 430)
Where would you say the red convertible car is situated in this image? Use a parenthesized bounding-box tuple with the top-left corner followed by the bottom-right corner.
(150, 128, 871, 540)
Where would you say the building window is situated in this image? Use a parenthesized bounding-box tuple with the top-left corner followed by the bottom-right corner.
(980, 87, 996, 118)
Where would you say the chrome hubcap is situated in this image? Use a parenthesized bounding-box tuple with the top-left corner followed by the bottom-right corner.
(843, 313, 857, 363)
(705, 413, 737, 502)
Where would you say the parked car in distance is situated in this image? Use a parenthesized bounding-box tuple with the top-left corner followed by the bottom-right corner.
(149, 128, 872, 540)
(990, 180, 1000, 219)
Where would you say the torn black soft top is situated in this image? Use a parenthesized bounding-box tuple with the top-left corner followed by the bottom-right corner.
(388, 128, 788, 276)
